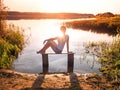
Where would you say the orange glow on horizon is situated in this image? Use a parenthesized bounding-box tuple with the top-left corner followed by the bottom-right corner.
(4, 0, 120, 14)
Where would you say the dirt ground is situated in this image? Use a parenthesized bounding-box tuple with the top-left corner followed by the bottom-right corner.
(0, 69, 119, 90)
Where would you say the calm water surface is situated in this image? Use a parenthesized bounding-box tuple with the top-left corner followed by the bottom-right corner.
(8, 19, 113, 74)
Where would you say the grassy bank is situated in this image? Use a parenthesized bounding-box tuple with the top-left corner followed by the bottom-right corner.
(0, 0, 25, 69)
(84, 33, 120, 88)
(65, 15, 120, 36)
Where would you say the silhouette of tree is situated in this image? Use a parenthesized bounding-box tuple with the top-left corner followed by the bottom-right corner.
(0, 0, 8, 38)
(96, 12, 114, 18)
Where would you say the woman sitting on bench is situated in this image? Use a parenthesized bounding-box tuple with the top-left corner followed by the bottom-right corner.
(37, 26, 69, 54)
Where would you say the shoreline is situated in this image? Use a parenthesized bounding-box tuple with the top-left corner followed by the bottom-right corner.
(1, 69, 119, 90)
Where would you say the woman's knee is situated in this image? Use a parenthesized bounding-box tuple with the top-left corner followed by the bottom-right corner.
(47, 40, 53, 45)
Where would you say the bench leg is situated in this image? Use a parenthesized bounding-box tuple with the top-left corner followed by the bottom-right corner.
(67, 53, 74, 73)
(42, 54, 48, 74)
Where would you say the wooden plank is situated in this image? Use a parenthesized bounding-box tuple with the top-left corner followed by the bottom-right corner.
(42, 54, 48, 74)
(67, 53, 74, 73)
(41, 52, 74, 54)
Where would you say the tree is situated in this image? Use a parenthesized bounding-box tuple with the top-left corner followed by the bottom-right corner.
(96, 12, 114, 18)
(0, 0, 7, 38)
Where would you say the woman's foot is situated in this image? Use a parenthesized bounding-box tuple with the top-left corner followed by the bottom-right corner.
(37, 50, 45, 54)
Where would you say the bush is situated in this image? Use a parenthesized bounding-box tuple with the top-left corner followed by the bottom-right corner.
(85, 34, 120, 81)
(0, 0, 25, 69)
(0, 38, 20, 69)
(0, 24, 25, 69)
(99, 37, 120, 81)
(5, 24, 25, 51)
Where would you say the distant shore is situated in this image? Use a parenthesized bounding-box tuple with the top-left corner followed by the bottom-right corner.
(6, 11, 94, 20)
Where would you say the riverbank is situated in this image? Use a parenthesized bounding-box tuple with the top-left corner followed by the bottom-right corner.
(0, 69, 119, 90)
(65, 15, 120, 36)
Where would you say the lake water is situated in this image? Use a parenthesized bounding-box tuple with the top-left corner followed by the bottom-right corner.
(8, 19, 113, 74)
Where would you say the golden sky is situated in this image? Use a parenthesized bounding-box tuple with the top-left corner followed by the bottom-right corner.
(4, 0, 120, 14)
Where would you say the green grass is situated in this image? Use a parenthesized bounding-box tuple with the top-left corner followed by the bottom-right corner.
(65, 15, 120, 36)
(0, 38, 19, 68)
(99, 37, 120, 81)
(85, 34, 120, 82)
(0, 24, 25, 69)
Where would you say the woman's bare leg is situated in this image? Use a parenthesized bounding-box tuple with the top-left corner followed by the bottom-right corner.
(37, 40, 57, 54)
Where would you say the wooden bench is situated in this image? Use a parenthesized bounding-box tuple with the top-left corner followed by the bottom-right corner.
(41, 53, 74, 74)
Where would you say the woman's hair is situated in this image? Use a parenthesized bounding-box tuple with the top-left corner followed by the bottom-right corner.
(60, 26, 66, 32)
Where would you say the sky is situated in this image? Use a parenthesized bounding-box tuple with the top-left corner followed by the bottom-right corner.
(4, 0, 120, 14)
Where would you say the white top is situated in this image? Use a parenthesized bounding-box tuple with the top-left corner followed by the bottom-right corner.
(56, 35, 69, 51)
